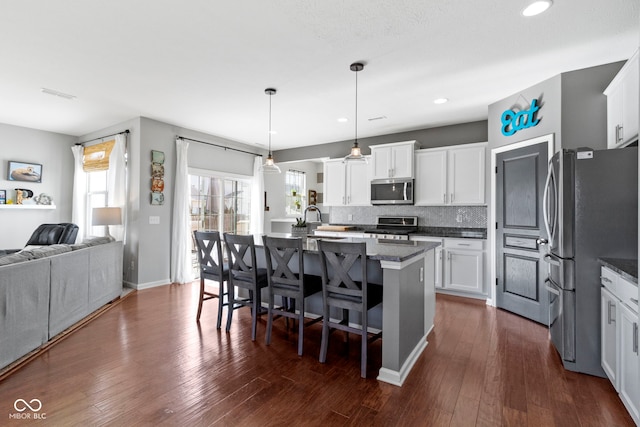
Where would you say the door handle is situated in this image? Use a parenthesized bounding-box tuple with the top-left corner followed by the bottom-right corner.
(543, 254, 560, 266)
(607, 301, 615, 324)
(536, 238, 548, 246)
(634, 323, 638, 354)
(600, 276, 613, 284)
(443, 193, 446, 204)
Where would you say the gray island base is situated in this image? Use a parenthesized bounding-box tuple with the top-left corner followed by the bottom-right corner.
(255, 235, 439, 386)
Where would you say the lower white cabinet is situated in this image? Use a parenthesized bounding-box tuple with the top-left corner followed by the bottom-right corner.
(443, 239, 484, 294)
(601, 286, 619, 390)
(411, 237, 485, 296)
(600, 266, 639, 425)
(619, 302, 639, 424)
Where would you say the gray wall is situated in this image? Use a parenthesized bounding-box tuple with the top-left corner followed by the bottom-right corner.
(80, 116, 264, 288)
(561, 62, 625, 151)
(274, 120, 488, 162)
(0, 123, 76, 248)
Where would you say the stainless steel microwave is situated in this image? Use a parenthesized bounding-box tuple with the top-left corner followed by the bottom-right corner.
(370, 178, 414, 205)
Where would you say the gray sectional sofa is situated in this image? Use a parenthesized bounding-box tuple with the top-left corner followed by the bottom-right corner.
(0, 238, 123, 370)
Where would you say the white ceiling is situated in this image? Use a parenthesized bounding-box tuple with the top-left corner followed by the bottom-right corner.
(0, 1, 638, 151)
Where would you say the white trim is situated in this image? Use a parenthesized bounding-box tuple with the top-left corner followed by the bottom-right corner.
(188, 167, 252, 180)
(125, 279, 171, 290)
(377, 334, 428, 386)
(489, 133, 555, 307)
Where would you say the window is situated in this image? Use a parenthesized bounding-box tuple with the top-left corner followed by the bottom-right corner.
(87, 170, 109, 237)
(285, 169, 306, 216)
(189, 173, 252, 234)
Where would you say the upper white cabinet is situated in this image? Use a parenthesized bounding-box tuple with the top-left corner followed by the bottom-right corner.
(323, 158, 371, 206)
(605, 50, 639, 149)
(415, 142, 486, 205)
(370, 141, 417, 180)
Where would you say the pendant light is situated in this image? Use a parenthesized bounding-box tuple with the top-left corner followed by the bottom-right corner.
(344, 62, 367, 163)
(260, 88, 281, 174)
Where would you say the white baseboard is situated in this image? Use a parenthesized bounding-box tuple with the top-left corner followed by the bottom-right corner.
(377, 333, 428, 387)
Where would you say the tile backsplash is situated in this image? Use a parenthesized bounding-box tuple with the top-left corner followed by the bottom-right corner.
(329, 205, 487, 228)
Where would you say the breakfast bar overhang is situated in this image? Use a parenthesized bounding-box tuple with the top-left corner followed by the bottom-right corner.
(257, 236, 439, 386)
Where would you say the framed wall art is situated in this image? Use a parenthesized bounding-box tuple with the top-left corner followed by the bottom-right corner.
(150, 150, 165, 205)
(8, 161, 42, 183)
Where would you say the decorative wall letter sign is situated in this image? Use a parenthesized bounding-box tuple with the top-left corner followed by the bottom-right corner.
(501, 98, 541, 136)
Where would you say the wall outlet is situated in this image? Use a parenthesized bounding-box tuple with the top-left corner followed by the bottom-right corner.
(348, 214, 353, 221)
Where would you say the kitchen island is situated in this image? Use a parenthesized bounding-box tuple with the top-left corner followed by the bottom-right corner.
(255, 234, 439, 386)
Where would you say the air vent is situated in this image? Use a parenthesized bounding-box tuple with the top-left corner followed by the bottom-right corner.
(41, 88, 77, 100)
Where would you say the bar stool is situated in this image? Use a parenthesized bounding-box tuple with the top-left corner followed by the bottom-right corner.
(262, 235, 322, 356)
(317, 239, 382, 378)
(193, 230, 229, 328)
(223, 233, 268, 341)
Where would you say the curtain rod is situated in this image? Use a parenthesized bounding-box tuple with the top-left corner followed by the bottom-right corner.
(77, 129, 130, 145)
(177, 136, 262, 157)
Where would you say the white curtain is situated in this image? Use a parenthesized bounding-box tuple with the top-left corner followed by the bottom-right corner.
(170, 138, 193, 284)
(107, 134, 127, 242)
(249, 156, 264, 235)
(71, 145, 87, 242)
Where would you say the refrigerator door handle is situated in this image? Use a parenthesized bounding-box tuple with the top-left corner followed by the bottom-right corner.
(542, 161, 554, 245)
(545, 282, 560, 296)
(543, 254, 561, 266)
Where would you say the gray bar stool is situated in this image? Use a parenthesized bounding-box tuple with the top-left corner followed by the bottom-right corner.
(193, 230, 229, 328)
(317, 239, 382, 378)
(262, 235, 322, 356)
(224, 233, 268, 341)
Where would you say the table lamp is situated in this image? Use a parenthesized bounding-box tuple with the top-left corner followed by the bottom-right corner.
(92, 207, 122, 240)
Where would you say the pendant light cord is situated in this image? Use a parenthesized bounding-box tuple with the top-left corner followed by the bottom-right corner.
(354, 67, 358, 148)
(268, 91, 273, 156)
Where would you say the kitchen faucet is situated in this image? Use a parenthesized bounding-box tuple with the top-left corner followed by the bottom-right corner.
(303, 205, 322, 223)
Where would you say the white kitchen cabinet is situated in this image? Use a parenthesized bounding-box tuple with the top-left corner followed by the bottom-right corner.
(411, 236, 485, 296)
(323, 158, 370, 206)
(600, 266, 639, 424)
(370, 141, 416, 180)
(444, 239, 484, 294)
(605, 50, 639, 149)
(414, 149, 447, 205)
(601, 286, 619, 390)
(619, 301, 639, 424)
(414, 142, 486, 206)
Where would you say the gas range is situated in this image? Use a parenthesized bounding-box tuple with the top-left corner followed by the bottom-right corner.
(364, 216, 418, 241)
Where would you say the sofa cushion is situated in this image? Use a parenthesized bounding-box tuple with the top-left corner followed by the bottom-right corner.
(83, 236, 114, 246)
(70, 243, 90, 250)
(23, 245, 72, 259)
(0, 252, 34, 266)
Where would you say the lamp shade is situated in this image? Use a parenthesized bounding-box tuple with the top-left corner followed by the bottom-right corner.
(92, 207, 122, 226)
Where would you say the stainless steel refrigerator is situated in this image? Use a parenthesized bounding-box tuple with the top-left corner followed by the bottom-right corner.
(542, 146, 637, 377)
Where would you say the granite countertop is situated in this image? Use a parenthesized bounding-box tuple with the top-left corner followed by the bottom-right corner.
(260, 233, 440, 263)
(320, 225, 487, 240)
(598, 257, 638, 284)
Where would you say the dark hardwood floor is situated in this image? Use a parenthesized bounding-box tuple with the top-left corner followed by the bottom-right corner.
(0, 283, 634, 426)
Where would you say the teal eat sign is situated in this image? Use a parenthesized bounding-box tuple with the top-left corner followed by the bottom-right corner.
(501, 98, 541, 136)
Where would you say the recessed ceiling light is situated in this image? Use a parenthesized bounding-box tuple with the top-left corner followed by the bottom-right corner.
(337, 117, 348, 123)
(522, 0, 552, 17)
(269, 130, 277, 135)
(433, 98, 448, 104)
(41, 87, 77, 100)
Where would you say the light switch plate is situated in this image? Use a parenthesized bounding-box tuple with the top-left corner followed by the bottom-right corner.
(149, 216, 160, 225)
